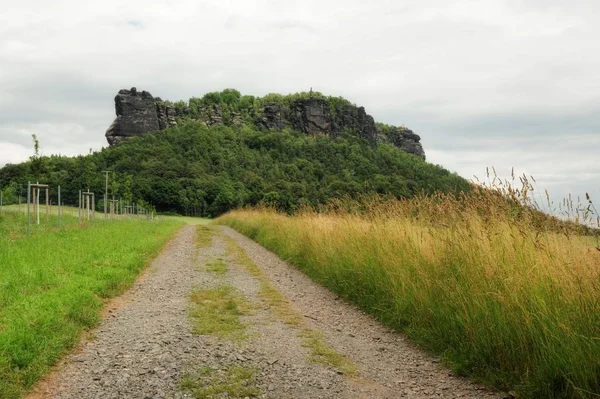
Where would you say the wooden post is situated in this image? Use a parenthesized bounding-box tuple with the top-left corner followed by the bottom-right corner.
(37, 186, 40, 225)
(32, 186, 36, 224)
(102, 170, 111, 220)
(79, 190, 82, 228)
(33, 185, 38, 225)
(58, 186, 61, 226)
(45, 187, 49, 223)
(27, 182, 31, 235)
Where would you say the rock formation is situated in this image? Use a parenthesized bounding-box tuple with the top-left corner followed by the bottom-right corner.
(258, 104, 288, 131)
(105, 88, 177, 146)
(105, 88, 425, 159)
(378, 127, 426, 159)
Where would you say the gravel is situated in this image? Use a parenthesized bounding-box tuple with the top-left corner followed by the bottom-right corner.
(220, 226, 506, 399)
(30, 225, 506, 399)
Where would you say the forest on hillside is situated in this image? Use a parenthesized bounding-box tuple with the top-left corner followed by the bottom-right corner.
(0, 121, 469, 216)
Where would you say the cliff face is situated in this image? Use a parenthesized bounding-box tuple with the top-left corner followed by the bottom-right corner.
(105, 88, 425, 159)
(105, 88, 177, 146)
(377, 127, 426, 159)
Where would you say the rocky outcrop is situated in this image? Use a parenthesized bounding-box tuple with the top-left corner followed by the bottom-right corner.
(105, 88, 425, 159)
(258, 104, 289, 131)
(291, 98, 333, 136)
(256, 99, 379, 147)
(105, 88, 177, 146)
(378, 127, 425, 160)
(336, 104, 378, 147)
(155, 97, 177, 131)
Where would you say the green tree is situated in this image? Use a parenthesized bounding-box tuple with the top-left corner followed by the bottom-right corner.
(29, 134, 44, 181)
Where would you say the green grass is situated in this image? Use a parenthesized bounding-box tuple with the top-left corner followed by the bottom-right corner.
(0, 211, 181, 399)
(196, 225, 216, 248)
(181, 365, 260, 398)
(206, 259, 228, 274)
(298, 329, 355, 374)
(189, 285, 252, 340)
(160, 214, 212, 225)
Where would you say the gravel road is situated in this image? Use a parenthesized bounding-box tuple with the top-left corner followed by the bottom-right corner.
(29, 225, 505, 399)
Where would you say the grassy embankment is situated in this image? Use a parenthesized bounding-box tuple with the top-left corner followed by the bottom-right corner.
(0, 210, 182, 399)
(218, 183, 600, 399)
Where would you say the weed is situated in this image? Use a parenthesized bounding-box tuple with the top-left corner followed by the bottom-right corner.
(206, 258, 227, 274)
(196, 225, 216, 248)
(181, 364, 260, 398)
(298, 329, 356, 374)
(189, 285, 252, 340)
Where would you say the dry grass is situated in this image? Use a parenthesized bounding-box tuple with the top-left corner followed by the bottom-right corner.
(217, 175, 600, 398)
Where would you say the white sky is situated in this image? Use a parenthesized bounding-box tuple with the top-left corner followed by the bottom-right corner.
(1, 0, 599, 204)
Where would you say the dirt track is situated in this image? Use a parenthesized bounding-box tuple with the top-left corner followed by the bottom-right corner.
(30, 225, 504, 399)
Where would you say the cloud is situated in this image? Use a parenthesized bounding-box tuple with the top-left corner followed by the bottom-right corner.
(0, 0, 598, 202)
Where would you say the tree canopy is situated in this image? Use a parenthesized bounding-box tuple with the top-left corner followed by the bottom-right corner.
(0, 119, 470, 216)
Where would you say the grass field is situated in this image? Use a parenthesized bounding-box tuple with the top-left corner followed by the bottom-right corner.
(0, 210, 182, 399)
(159, 215, 211, 225)
(217, 189, 600, 398)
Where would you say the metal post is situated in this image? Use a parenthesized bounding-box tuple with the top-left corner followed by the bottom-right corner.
(92, 194, 95, 221)
(27, 182, 31, 235)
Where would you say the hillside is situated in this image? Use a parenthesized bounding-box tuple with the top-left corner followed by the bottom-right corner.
(0, 90, 469, 216)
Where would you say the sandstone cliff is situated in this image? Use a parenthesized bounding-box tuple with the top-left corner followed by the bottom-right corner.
(105, 88, 425, 159)
(105, 88, 177, 146)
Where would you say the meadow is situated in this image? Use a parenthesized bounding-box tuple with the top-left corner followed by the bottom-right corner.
(0, 209, 182, 399)
(218, 183, 600, 398)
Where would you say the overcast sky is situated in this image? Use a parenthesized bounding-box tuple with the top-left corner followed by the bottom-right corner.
(1, 0, 599, 208)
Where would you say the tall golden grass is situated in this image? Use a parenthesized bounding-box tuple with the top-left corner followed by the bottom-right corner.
(217, 175, 600, 398)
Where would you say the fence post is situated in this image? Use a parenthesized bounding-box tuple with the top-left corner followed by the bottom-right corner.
(27, 182, 31, 235)
(36, 183, 40, 226)
(58, 186, 61, 226)
(45, 187, 49, 223)
(78, 190, 82, 228)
